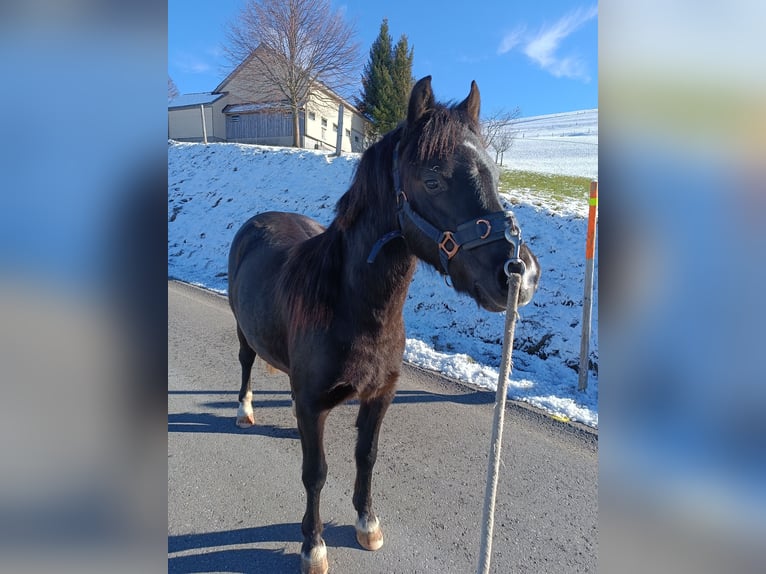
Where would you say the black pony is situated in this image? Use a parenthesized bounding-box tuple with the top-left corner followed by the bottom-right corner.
(228, 76, 540, 574)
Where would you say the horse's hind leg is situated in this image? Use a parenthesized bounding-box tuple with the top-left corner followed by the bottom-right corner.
(353, 385, 395, 551)
(235, 325, 256, 428)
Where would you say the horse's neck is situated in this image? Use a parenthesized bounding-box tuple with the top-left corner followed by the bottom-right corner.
(329, 133, 416, 321)
(338, 203, 416, 322)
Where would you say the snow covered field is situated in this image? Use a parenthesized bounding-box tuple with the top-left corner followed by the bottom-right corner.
(168, 109, 598, 427)
(502, 109, 598, 180)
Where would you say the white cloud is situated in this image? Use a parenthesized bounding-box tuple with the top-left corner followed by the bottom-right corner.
(497, 25, 526, 55)
(498, 5, 597, 82)
(206, 45, 226, 59)
(173, 52, 212, 75)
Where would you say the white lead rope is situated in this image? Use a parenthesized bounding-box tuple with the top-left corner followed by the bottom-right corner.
(477, 272, 522, 574)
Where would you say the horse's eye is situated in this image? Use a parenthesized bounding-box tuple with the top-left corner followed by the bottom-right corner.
(424, 179, 440, 191)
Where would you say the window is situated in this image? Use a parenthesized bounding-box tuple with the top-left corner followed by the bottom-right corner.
(321, 117, 327, 127)
(230, 115, 240, 123)
(345, 129, 351, 137)
(308, 111, 316, 121)
(354, 135, 360, 142)
(332, 123, 338, 132)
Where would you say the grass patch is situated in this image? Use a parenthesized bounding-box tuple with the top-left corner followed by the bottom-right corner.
(499, 169, 592, 205)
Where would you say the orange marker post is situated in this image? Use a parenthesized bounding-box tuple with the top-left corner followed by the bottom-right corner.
(578, 181, 598, 391)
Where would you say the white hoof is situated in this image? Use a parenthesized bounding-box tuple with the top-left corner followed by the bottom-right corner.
(356, 515, 384, 551)
(300, 540, 328, 574)
(236, 392, 254, 428)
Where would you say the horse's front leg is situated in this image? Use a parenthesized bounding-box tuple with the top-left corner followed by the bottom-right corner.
(353, 386, 395, 551)
(296, 402, 330, 574)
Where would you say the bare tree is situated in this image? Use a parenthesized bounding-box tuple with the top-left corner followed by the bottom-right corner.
(482, 107, 520, 165)
(168, 75, 180, 99)
(225, 0, 359, 147)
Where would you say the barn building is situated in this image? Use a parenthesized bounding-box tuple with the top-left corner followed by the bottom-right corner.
(168, 48, 369, 152)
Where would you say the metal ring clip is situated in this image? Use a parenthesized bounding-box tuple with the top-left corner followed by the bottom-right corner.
(504, 258, 526, 277)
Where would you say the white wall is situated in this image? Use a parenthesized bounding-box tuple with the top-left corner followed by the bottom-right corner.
(305, 91, 367, 153)
(168, 101, 227, 142)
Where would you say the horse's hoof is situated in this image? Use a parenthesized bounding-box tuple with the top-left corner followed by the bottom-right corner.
(356, 515, 384, 551)
(236, 401, 255, 428)
(235, 414, 255, 428)
(300, 541, 328, 574)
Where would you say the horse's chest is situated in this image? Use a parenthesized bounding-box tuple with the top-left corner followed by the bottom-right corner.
(340, 326, 404, 393)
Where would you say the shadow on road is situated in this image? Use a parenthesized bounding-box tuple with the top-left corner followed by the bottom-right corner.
(200, 399, 292, 410)
(392, 388, 494, 406)
(168, 547, 293, 573)
(168, 522, 358, 573)
(168, 387, 493, 439)
(168, 412, 299, 439)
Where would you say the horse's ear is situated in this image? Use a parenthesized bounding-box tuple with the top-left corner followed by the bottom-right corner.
(457, 80, 481, 124)
(407, 76, 434, 125)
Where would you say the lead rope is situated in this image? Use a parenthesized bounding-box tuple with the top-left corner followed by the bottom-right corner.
(477, 268, 522, 574)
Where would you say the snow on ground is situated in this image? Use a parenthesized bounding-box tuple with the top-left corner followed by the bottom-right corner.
(168, 110, 598, 427)
(500, 109, 598, 180)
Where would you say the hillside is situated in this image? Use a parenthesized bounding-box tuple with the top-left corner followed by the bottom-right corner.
(500, 109, 598, 179)
(168, 136, 598, 427)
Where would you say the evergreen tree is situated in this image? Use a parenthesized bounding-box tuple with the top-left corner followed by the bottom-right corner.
(358, 19, 414, 141)
(390, 35, 414, 128)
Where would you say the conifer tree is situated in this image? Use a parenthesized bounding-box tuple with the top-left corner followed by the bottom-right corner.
(358, 19, 414, 141)
(390, 35, 414, 127)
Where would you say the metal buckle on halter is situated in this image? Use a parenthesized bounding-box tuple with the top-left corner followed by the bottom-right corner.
(438, 231, 460, 259)
(476, 219, 492, 240)
(504, 223, 522, 257)
(503, 221, 525, 277)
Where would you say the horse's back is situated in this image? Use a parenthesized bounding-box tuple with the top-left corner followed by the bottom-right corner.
(229, 211, 324, 282)
(228, 212, 326, 362)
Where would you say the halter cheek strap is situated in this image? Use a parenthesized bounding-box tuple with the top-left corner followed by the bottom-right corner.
(367, 142, 524, 278)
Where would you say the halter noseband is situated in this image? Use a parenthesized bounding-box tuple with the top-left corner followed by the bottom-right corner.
(367, 142, 525, 279)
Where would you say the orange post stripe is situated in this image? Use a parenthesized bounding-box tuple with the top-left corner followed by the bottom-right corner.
(585, 181, 598, 260)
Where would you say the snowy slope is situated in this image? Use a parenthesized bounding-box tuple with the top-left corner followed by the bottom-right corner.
(168, 121, 598, 427)
(499, 109, 598, 179)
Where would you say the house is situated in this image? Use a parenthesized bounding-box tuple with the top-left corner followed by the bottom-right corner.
(168, 92, 227, 142)
(168, 49, 369, 152)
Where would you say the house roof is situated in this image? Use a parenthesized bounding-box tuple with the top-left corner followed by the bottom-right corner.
(214, 47, 365, 119)
(214, 50, 259, 94)
(168, 92, 225, 109)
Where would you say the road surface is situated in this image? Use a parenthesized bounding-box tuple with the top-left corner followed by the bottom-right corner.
(168, 280, 597, 573)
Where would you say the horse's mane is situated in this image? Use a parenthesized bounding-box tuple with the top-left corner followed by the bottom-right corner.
(277, 223, 343, 334)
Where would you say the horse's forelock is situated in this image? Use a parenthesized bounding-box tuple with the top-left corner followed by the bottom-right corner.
(411, 103, 479, 162)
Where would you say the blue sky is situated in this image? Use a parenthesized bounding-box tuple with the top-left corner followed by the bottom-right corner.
(168, 0, 597, 118)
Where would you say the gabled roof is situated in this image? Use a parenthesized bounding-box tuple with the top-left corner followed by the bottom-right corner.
(214, 47, 365, 118)
(214, 49, 260, 94)
(168, 92, 225, 109)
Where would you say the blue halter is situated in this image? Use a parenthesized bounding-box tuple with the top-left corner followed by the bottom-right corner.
(368, 142, 525, 279)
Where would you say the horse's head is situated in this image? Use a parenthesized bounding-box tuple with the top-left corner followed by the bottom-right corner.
(396, 76, 540, 311)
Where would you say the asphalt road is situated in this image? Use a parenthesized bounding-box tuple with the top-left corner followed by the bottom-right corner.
(168, 280, 597, 573)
